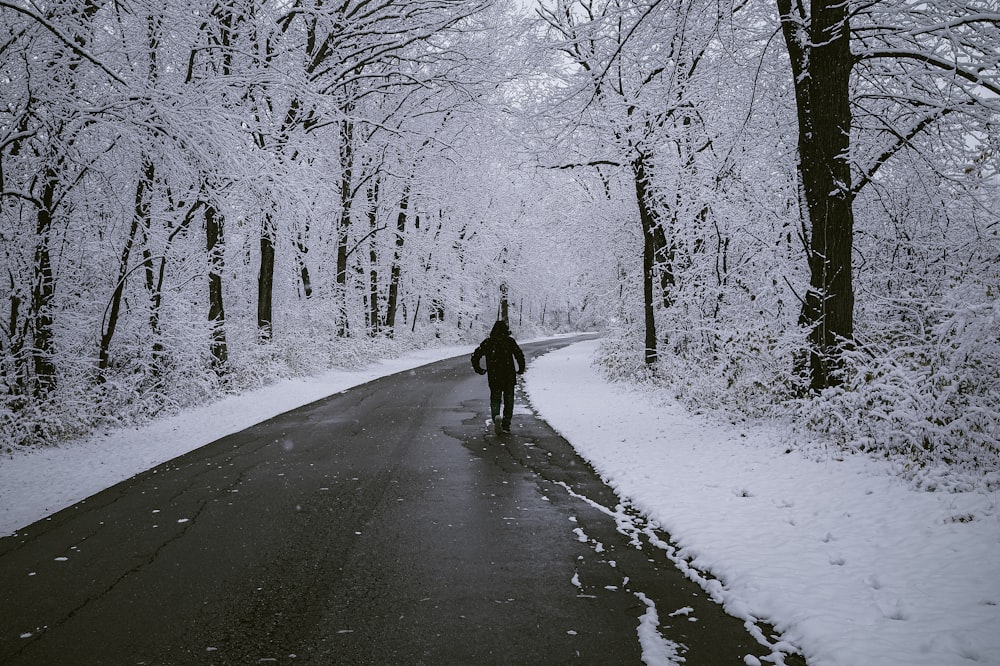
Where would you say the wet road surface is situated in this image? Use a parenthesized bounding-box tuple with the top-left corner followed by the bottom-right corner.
(0, 336, 803, 664)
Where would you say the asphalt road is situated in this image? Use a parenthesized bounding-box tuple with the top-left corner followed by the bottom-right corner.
(0, 336, 800, 665)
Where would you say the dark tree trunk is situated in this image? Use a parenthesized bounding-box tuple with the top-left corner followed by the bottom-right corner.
(205, 203, 228, 370)
(778, 0, 855, 391)
(143, 234, 165, 369)
(139, 20, 165, 370)
(369, 254, 380, 335)
(256, 203, 277, 341)
(100, 160, 153, 372)
(257, 227, 275, 341)
(651, 224, 675, 310)
(368, 179, 380, 336)
(632, 156, 659, 365)
(99, 235, 134, 372)
(284, 99, 313, 302)
(335, 117, 354, 337)
(499, 283, 509, 324)
(385, 185, 409, 337)
(431, 299, 444, 324)
(31, 173, 58, 396)
(295, 235, 312, 299)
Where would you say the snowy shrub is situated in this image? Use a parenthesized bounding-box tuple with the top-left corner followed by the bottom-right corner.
(658, 323, 803, 419)
(795, 286, 1000, 481)
(594, 324, 648, 381)
(595, 302, 805, 422)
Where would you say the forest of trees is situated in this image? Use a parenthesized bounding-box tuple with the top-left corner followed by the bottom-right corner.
(1, 0, 997, 479)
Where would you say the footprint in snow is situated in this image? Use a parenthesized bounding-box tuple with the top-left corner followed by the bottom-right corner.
(878, 598, 908, 621)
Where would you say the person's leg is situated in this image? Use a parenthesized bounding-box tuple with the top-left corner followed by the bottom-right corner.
(489, 385, 502, 424)
(501, 382, 515, 430)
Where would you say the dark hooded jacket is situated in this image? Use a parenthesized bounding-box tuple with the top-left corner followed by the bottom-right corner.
(471, 321, 525, 388)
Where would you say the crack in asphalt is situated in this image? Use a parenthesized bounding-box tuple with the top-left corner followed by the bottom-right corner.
(5, 435, 275, 658)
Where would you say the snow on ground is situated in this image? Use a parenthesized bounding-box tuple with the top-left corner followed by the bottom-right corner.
(3, 337, 998, 666)
(524, 340, 1000, 666)
(0, 344, 473, 536)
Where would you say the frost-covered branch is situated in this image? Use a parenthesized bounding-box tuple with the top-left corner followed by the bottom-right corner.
(0, 1, 128, 86)
(857, 49, 1000, 98)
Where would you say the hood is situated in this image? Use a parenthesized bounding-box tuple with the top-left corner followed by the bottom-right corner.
(490, 320, 510, 338)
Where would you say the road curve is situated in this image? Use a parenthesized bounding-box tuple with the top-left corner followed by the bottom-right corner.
(0, 336, 798, 665)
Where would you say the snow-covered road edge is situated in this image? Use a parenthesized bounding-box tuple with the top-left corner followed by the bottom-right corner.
(523, 339, 1000, 666)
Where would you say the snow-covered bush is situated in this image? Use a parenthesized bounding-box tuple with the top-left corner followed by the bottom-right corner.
(595, 276, 806, 420)
(795, 286, 1000, 480)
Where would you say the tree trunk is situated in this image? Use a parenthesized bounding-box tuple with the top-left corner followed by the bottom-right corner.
(778, 0, 855, 391)
(295, 233, 313, 299)
(335, 117, 354, 337)
(499, 283, 509, 323)
(651, 223, 675, 310)
(100, 160, 153, 372)
(31, 172, 58, 396)
(139, 19, 164, 369)
(368, 179, 380, 336)
(291, 117, 312, 300)
(431, 299, 444, 325)
(385, 185, 409, 337)
(257, 225, 275, 341)
(143, 235, 165, 370)
(205, 203, 228, 370)
(257, 205, 276, 341)
(632, 156, 659, 365)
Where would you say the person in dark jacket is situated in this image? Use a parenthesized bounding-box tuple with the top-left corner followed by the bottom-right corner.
(471, 320, 526, 434)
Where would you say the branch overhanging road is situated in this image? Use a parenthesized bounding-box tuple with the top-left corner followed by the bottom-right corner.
(0, 336, 803, 665)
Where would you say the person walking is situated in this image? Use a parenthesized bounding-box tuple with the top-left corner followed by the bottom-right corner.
(471, 320, 526, 434)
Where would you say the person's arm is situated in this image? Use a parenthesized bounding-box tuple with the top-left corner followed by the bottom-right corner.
(471, 342, 487, 374)
(513, 340, 526, 374)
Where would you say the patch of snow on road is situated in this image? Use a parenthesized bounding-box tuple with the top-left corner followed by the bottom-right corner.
(634, 591, 685, 666)
(525, 339, 1000, 666)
